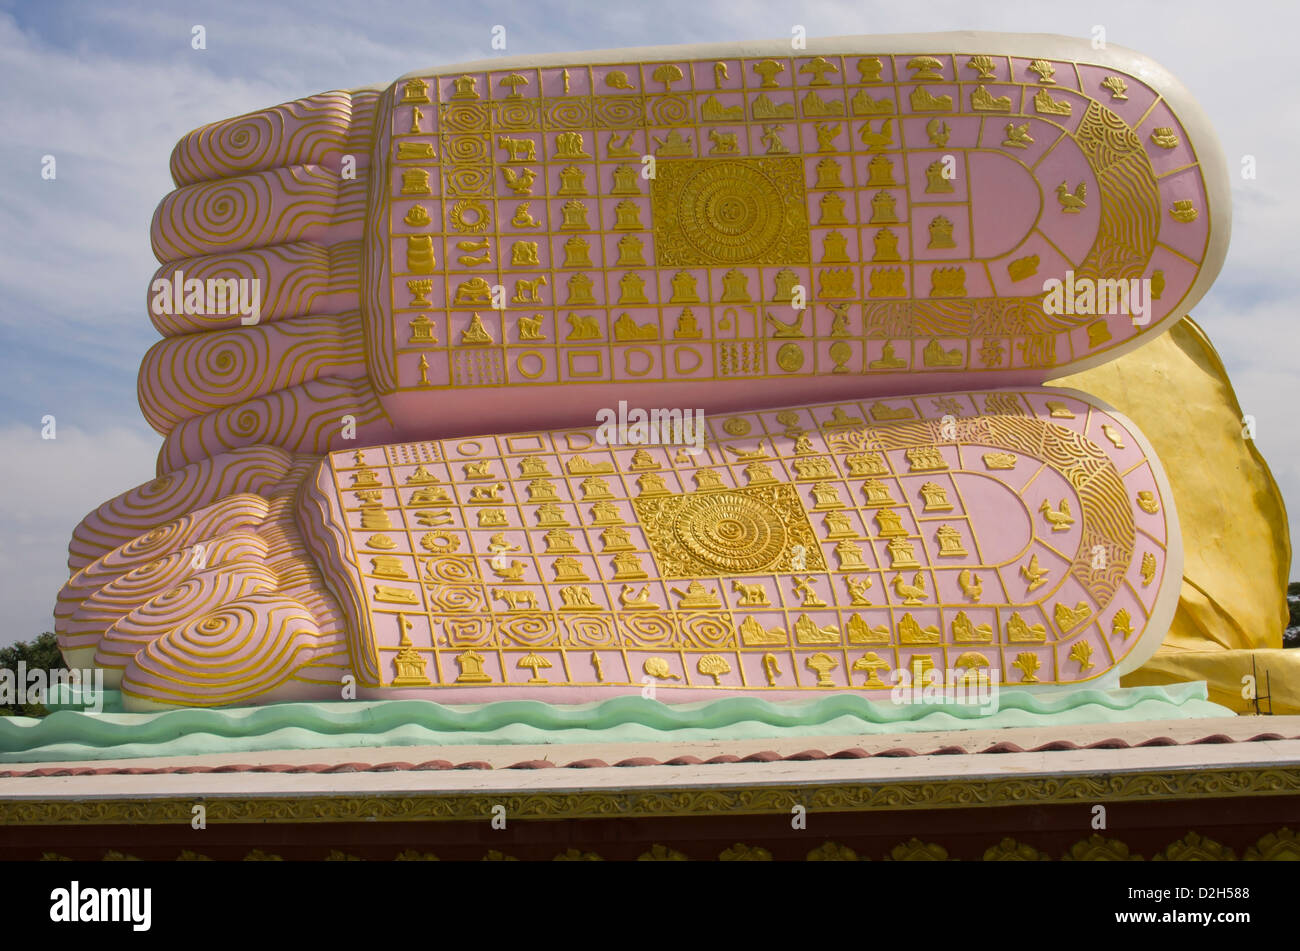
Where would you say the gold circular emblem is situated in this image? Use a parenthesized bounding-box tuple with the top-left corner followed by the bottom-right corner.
(722, 417, 751, 436)
(420, 532, 460, 554)
(449, 198, 490, 233)
(776, 343, 805, 372)
(676, 162, 784, 263)
(673, 491, 787, 573)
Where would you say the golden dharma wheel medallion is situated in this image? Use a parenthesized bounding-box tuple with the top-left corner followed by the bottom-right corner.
(678, 163, 782, 263)
(652, 157, 809, 267)
(672, 491, 787, 573)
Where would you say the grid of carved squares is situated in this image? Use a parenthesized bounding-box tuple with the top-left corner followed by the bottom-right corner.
(383, 52, 1094, 388)
(329, 405, 1100, 689)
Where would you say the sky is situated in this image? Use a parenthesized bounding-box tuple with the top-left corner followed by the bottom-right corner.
(0, 0, 1295, 645)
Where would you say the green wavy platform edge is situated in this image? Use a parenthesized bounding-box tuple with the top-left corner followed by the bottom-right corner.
(0, 682, 1231, 763)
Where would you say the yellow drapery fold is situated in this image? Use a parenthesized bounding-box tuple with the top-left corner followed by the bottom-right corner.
(1055, 317, 1295, 712)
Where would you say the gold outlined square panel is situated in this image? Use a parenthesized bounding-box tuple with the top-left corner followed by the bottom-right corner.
(632, 483, 826, 578)
(651, 157, 811, 267)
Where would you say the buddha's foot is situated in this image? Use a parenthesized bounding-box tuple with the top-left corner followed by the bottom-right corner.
(142, 34, 1225, 471)
(58, 388, 1179, 708)
(54, 448, 350, 707)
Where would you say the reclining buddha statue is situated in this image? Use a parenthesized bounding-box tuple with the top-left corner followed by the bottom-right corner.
(55, 33, 1249, 711)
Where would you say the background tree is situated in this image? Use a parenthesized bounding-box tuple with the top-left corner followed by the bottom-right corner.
(1286, 582, 1299, 648)
(0, 632, 65, 717)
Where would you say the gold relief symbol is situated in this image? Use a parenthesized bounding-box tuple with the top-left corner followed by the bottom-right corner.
(1112, 609, 1134, 638)
(971, 85, 1011, 112)
(1039, 499, 1074, 531)
(869, 191, 898, 223)
(1100, 76, 1128, 100)
(761, 125, 788, 154)
(653, 130, 693, 156)
(406, 235, 436, 273)
(1151, 127, 1179, 149)
(890, 572, 927, 604)
(1007, 253, 1039, 282)
(1002, 122, 1033, 148)
(707, 129, 740, 154)
(1069, 640, 1094, 670)
(1020, 554, 1049, 591)
(907, 57, 943, 81)
(511, 241, 540, 266)
(925, 161, 955, 193)
(1007, 613, 1046, 642)
(408, 314, 436, 342)
(866, 155, 895, 185)
(1034, 89, 1071, 115)
(852, 89, 892, 116)
(1027, 59, 1056, 83)
(1056, 181, 1087, 212)
(497, 135, 536, 162)
(633, 484, 825, 578)
(1141, 551, 1157, 586)
(910, 86, 952, 111)
(652, 157, 809, 267)
(859, 118, 894, 150)
(1055, 601, 1091, 633)
(400, 169, 431, 195)
(501, 166, 537, 195)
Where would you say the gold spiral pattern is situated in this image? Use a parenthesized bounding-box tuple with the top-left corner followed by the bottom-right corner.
(114, 495, 269, 568)
(148, 242, 359, 337)
(122, 592, 324, 707)
(562, 613, 618, 647)
(443, 165, 493, 197)
(422, 556, 477, 584)
(681, 613, 735, 649)
(593, 96, 643, 129)
(617, 612, 676, 647)
(59, 451, 350, 705)
(170, 92, 352, 186)
(442, 103, 490, 132)
(58, 494, 272, 642)
(152, 167, 338, 260)
(497, 614, 559, 647)
(647, 95, 691, 127)
(443, 615, 492, 646)
(95, 567, 279, 668)
(138, 314, 366, 432)
(494, 100, 539, 130)
(546, 98, 590, 129)
(445, 135, 489, 163)
(159, 377, 392, 472)
(66, 448, 292, 571)
(427, 585, 483, 613)
(60, 534, 271, 650)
